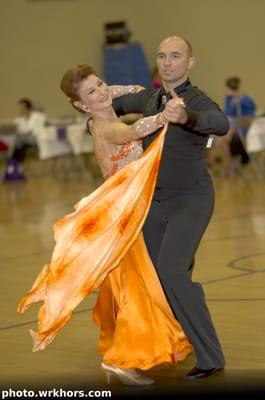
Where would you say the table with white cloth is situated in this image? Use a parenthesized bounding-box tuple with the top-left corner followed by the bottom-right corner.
(246, 117, 265, 179)
(246, 117, 265, 153)
(36, 121, 93, 160)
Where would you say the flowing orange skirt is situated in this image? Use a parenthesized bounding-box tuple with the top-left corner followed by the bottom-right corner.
(17, 127, 192, 369)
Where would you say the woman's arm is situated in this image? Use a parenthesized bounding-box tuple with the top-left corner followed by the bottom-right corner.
(110, 85, 145, 99)
(106, 112, 167, 145)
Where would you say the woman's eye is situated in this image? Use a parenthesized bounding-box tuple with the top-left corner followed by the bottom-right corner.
(98, 81, 103, 86)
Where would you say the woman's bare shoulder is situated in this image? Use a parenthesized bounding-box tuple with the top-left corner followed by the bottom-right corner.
(91, 119, 110, 138)
(95, 119, 127, 139)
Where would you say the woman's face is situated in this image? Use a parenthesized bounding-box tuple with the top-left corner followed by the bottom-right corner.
(77, 74, 112, 112)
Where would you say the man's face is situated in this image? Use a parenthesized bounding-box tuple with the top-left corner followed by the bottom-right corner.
(226, 87, 237, 97)
(157, 37, 194, 86)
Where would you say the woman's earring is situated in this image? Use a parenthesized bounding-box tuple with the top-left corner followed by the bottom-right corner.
(81, 105, 89, 113)
(73, 101, 89, 113)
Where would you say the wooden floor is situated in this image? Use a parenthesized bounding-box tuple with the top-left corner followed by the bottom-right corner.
(0, 160, 264, 396)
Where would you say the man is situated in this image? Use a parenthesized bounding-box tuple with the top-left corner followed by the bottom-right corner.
(113, 36, 229, 379)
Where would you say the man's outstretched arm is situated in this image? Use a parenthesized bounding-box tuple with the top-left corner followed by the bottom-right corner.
(112, 90, 148, 116)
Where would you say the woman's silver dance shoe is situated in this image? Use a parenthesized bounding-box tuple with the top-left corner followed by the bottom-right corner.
(101, 362, 155, 386)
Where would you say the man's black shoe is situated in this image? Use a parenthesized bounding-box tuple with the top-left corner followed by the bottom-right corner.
(186, 367, 224, 380)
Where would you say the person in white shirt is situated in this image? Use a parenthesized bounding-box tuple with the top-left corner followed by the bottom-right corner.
(3, 99, 46, 181)
(15, 98, 46, 147)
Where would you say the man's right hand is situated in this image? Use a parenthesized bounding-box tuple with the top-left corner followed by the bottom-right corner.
(163, 90, 187, 124)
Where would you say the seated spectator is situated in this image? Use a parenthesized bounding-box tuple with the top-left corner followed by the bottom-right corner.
(225, 77, 256, 173)
(207, 77, 256, 178)
(15, 98, 46, 144)
(224, 77, 256, 130)
(3, 98, 46, 181)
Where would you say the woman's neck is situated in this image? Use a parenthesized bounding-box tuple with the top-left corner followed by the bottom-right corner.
(91, 106, 118, 122)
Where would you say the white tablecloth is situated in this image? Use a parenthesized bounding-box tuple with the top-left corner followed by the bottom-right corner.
(37, 122, 94, 160)
(246, 117, 265, 153)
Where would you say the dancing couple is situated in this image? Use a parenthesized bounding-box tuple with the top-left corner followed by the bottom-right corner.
(18, 36, 228, 384)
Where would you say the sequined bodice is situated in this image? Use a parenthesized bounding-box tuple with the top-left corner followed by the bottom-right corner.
(104, 140, 143, 179)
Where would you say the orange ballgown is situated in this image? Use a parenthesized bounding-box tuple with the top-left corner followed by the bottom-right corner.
(17, 127, 192, 369)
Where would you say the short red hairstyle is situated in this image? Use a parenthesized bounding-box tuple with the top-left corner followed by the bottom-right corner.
(60, 64, 97, 113)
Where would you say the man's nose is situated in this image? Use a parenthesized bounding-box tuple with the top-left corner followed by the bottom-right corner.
(164, 56, 172, 66)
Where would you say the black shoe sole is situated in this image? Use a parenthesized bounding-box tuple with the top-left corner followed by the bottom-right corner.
(186, 368, 224, 380)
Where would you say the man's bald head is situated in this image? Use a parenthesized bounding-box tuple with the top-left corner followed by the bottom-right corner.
(156, 36, 195, 89)
(158, 36, 193, 57)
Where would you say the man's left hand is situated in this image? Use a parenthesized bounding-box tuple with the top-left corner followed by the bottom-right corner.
(163, 90, 187, 124)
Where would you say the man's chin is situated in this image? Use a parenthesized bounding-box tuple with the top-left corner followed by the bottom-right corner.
(161, 75, 177, 83)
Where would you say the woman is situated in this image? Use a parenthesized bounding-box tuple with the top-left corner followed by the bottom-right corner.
(18, 65, 192, 385)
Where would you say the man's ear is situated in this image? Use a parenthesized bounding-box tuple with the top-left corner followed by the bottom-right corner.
(188, 56, 195, 70)
(73, 101, 90, 113)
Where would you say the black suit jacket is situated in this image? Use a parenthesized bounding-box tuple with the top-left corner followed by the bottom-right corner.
(113, 80, 229, 190)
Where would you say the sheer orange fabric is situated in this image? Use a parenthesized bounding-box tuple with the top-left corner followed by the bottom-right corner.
(17, 127, 192, 368)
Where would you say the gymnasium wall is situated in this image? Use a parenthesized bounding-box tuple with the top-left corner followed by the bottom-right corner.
(1, 0, 264, 120)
